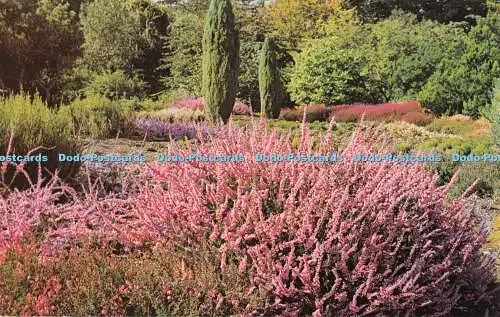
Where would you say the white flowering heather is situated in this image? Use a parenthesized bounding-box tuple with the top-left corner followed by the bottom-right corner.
(0, 119, 497, 316)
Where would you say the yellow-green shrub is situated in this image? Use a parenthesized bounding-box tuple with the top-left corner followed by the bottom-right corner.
(0, 94, 81, 189)
(426, 116, 491, 137)
(447, 162, 499, 202)
(418, 137, 493, 156)
(61, 95, 136, 139)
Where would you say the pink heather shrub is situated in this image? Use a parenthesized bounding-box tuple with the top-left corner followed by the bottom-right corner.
(171, 97, 251, 116)
(173, 97, 205, 110)
(0, 119, 497, 315)
(329, 101, 423, 122)
(232, 100, 252, 115)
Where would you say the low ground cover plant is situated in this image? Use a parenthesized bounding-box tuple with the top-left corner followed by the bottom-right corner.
(380, 121, 440, 146)
(280, 104, 331, 122)
(329, 101, 424, 122)
(0, 240, 258, 316)
(134, 119, 212, 141)
(280, 101, 428, 124)
(418, 137, 493, 156)
(400, 111, 434, 126)
(427, 116, 492, 138)
(0, 120, 497, 316)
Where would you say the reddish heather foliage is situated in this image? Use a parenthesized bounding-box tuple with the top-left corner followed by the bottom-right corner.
(23, 275, 62, 315)
(330, 101, 423, 122)
(281, 104, 331, 122)
(400, 111, 434, 126)
(0, 120, 497, 316)
(173, 97, 205, 110)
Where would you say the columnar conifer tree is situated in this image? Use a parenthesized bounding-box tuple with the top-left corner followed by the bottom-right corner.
(202, 0, 240, 124)
(259, 37, 282, 119)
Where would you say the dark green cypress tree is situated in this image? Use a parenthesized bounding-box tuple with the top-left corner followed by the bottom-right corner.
(202, 0, 240, 124)
(259, 37, 282, 119)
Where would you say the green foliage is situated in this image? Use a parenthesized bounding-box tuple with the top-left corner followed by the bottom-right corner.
(287, 24, 368, 105)
(61, 95, 136, 139)
(288, 10, 499, 116)
(263, 0, 352, 49)
(259, 38, 282, 119)
(396, 141, 411, 153)
(57, 62, 94, 104)
(158, 89, 195, 106)
(132, 0, 170, 94)
(202, 0, 240, 123)
(80, 0, 168, 93)
(161, 8, 204, 95)
(86, 71, 147, 100)
(447, 161, 499, 200)
(234, 1, 267, 111)
(0, 94, 81, 188)
(365, 12, 463, 102)
(418, 137, 492, 156)
(418, 14, 500, 117)
(343, 0, 488, 23)
(290, 12, 444, 105)
(427, 159, 498, 203)
(238, 40, 262, 111)
(0, 0, 82, 105)
(161, 1, 266, 107)
(80, 0, 141, 73)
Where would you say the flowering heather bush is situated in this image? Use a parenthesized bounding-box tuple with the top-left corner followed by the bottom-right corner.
(281, 104, 331, 122)
(380, 121, 439, 143)
(169, 97, 252, 116)
(232, 99, 252, 115)
(134, 118, 212, 141)
(329, 101, 423, 122)
(139, 108, 205, 123)
(0, 119, 498, 316)
(173, 97, 205, 110)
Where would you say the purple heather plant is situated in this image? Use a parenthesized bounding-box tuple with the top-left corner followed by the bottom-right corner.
(134, 118, 212, 141)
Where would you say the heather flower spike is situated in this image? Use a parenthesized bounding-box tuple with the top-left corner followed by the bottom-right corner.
(0, 119, 496, 315)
